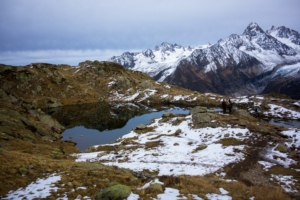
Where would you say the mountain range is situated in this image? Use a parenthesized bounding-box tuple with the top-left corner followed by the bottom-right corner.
(109, 22, 300, 99)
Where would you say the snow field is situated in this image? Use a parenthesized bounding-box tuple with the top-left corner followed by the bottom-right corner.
(76, 115, 250, 176)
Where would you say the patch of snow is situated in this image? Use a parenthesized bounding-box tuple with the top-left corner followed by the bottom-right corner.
(258, 161, 276, 171)
(157, 188, 188, 200)
(270, 174, 298, 193)
(281, 128, 300, 148)
(76, 115, 250, 176)
(124, 92, 140, 101)
(206, 192, 232, 200)
(127, 192, 140, 200)
(219, 188, 229, 195)
(264, 104, 300, 119)
(173, 95, 190, 101)
(138, 178, 163, 190)
(107, 81, 116, 87)
(262, 145, 296, 168)
(4, 174, 61, 199)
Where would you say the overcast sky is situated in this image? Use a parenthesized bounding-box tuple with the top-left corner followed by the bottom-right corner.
(0, 0, 299, 66)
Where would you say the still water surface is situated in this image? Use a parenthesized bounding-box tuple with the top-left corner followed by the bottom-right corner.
(269, 118, 300, 129)
(47, 103, 189, 151)
(47, 103, 300, 151)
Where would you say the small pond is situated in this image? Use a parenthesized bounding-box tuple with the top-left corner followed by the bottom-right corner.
(47, 103, 190, 151)
(269, 118, 300, 129)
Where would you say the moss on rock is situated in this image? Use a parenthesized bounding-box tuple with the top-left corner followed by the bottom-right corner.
(95, 184, 131, 200)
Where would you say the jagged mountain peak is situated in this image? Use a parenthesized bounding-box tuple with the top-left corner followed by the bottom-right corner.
(154, 42, 183, 52)
(142, 49, 155, 58)
(109, 22, 300, 98)
(267, 25, 300, 46)
(243, 22, 265, 37)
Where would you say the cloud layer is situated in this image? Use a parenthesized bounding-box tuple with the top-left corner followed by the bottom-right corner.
(1, 0, 299, 65)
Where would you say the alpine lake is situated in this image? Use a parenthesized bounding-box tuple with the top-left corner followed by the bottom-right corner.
(46, 103, 300, 151)
(46, 103, 190, 151)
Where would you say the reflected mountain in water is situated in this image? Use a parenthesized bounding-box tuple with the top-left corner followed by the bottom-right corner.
(46, 103, 190, 151)
(46, 103, 187, 132)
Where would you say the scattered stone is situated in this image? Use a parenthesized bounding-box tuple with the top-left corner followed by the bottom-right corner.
(145, 183, 164, 194)
(136, 124, 146, 130)
(162, 112, 174, 118)
(263, 104, 271, 110)
(28, 165, 34, 170)
(192, 144, 207, 153)
(101, 178, 110, 183)
(19, 167, 28, 175)
(95, 184, 131, 200)
(275, 143, 288, 153)
(174, 129, 182, 136)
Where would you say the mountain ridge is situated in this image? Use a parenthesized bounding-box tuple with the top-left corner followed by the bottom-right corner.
(109, 22, 300, 99)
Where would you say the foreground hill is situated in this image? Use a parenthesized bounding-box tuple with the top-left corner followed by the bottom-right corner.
(0, 61, 217, 108)
(110, 23, 300, 99)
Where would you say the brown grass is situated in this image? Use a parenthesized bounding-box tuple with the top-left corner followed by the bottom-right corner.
(157, 175, 290, 200)
(145, 140, 164, 149)
(219, 137, 245, 146)
(0, 138, 77, 196)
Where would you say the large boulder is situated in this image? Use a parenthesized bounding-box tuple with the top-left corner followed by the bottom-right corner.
(192, 113, 216, 128)
(190, 106, 207, 115)
(95, 184, 131, 200)
(235, 109, 250, 117)
(145, 183, 164, 194)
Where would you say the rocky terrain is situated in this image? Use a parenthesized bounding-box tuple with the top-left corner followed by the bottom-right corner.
(110, 23, 300, 99)
(0, 62, 300, 199)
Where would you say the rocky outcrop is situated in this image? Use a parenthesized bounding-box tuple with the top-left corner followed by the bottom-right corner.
(191, 106, 217, 128)
(0, 62, 219, 108)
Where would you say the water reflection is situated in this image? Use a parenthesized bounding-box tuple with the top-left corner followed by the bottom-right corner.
(269, 118, 300, 129)
(46, 103, 190, 151)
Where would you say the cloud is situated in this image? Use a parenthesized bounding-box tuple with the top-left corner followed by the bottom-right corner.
(0, 49, 137, 66)
(0, 0, 300, 65)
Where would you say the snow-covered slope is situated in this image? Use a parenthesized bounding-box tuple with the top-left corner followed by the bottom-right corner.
(267, 25, 300, 52)
(109, 42, 212, 81)
(109, 22, 300, 98)
(110, 23, 300, 80)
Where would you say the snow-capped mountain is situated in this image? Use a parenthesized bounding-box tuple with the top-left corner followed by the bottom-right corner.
(109, 23, 300, 98)
(109, 42, 211, 81)
(267, 25, 300, 52)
